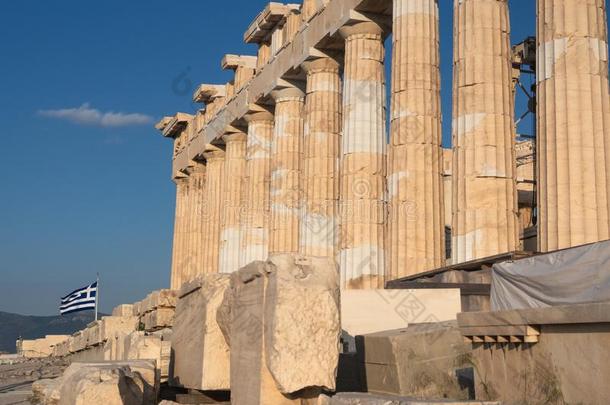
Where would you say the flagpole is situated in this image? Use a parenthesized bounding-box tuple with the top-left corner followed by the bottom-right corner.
(95, 273, 99, 321)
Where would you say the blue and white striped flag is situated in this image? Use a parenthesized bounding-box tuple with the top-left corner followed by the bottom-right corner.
(60, 281, 97, 315)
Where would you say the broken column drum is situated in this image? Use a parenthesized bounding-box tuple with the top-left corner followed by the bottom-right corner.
(269, 87, 305, 255)
(219, 131, 248, 274)
(537, 0, 610, 251)
(388, 0, 445, 280)
(299, 57, 342, 261)
(339, 22, 387, 289)
(240, 110, 275, 267)
(452, 0, 519, 263)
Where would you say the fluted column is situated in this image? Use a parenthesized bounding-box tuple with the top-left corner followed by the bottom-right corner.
(219, 131, 248, 274)
(269, 87, 305, 254)
(170, 177, 188, 290)
(388, 0, 444, 280)
(537, 0, 610, 251)
(189, 164, 208, 279)
(299, 57, 342, 260)
(240, 110, 274, 267)
(339, 22, 387, 289)
(201, 146, 225, 274)
(452, 0, 519, 263)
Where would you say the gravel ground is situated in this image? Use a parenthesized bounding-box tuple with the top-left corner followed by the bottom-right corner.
(0, 358, 67, 405)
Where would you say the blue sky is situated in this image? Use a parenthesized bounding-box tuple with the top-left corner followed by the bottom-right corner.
(0, 0, 544, 315)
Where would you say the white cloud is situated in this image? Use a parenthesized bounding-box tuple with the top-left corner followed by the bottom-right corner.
(37, 103, 154, 127)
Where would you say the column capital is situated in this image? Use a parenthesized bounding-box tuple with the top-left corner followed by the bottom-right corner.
(222, 131, 247, 144)
(270, 81, 305, 102)
(185, 160, 206, 175)
(244, 104, 274, 123)
(202, 144, 226, 162)
(338, 11, 390, 40)
(301, 53, 342, 74)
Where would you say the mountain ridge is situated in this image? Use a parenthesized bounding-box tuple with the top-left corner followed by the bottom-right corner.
(0, 310, 103, 353)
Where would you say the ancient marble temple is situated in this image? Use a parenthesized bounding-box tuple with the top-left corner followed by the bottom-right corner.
(156, 0, 610, 289)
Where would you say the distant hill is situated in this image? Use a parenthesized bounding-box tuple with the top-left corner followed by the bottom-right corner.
(0, 310, 105, 353)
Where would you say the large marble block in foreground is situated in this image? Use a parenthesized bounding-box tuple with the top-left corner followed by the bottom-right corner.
(218, 254, 340, 404)
(171, 274, 231, 391)
(57, 360, 158, 405)
(265, 254, 340, 393)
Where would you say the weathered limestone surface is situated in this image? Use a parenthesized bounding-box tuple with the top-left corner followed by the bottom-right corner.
(265, 254, 340, 393)
(100, 317, 139, 344)
(53, 339, 71, 357)
(299, 57, 342, 260)
(219, 262, 266, 403)
(339, 22, 387, 289)
(141, 290, 178, 313)
(18, 335, 69, 358)
(83, 322, 101, 347)
(388, 0, 444, 279)
(171, 274, 231, 391)
(358, 322, 472, 399)
(122, 333, 164, 372)
(269, 87, 305, 255)
(341, 289, 461, 337)
(112, 304, 134, 317)
(219, 254, 340, 404)
(239, 109, 275, 267)
(202, 145, 225, 274)
(537, 0, 610, 252)
(142, 308, 174, 331)
(57, 361, 158, 405)
(452, 0, 519, 262)
(219, 130, 247, 274)
(458, 302, 610, 404)
(32, 378, 61, 405)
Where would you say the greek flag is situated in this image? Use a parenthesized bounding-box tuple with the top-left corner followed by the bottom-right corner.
(60, 281, 97, 315)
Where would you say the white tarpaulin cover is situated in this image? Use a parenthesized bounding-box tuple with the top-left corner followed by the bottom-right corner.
(491, 240, 610, 311)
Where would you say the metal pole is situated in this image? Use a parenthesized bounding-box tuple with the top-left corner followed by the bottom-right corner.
(95, 273, 99, 321)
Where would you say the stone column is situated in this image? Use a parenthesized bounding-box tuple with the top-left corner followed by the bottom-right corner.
(201, 146, 225, 274)
(182, 172, 194, 283)
(269, 87, 305, 255)
(170, 177, 188, 290)
(299, 57, 342, 260)
(240, 108, 274, 267)
(388, 0, 444, 280)
(339, 22, 387, 289)
(219, 130, 248, 274)
(537, 0, 610, 251)
(452, 0, 519, 263)
(188, 163, 208, 280)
